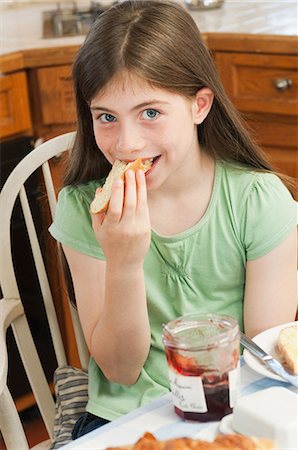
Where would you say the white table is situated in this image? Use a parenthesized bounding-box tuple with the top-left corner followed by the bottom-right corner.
(61, 360, 297, 449)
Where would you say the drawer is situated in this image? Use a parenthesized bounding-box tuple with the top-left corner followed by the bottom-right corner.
(37, 65, 76, 125)
(215, 53, 298, 116)
(0, 71, 32, 139)
(264, 145, 298, 186)
(245, 113, 298, 149)
(245, 113, 298, 196)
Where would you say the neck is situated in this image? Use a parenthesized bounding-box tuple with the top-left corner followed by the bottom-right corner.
(149, 150, 214, 202)
(148, 153, 216, 236)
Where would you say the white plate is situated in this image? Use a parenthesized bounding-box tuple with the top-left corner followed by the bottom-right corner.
(243, 321, 297, 382)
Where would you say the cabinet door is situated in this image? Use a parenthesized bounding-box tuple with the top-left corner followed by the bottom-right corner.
(0, 72, 32, 139)
(214, 51, 298, 193)
(247, 113, 298, 181)
(215, 52, 298, 116)
(37, 65, 76, 125)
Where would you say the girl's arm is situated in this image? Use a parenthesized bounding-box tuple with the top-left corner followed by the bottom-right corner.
(63, 169, 151, 385)
(243, 229, 297, 338)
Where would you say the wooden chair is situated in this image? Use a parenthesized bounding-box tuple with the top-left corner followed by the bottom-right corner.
(0, 132, 89, 449)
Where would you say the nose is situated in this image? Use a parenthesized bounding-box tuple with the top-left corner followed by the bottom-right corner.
(115, 121, 144, 158)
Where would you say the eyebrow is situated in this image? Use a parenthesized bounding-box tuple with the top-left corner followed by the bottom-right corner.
(90, 100, 170, 112)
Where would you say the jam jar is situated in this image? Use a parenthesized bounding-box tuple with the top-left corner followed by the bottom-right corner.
(162, 313, 240, 422)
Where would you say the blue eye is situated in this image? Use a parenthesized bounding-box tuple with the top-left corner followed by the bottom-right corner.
(100, 113, 116, 123)
(142, 109, 159, 120)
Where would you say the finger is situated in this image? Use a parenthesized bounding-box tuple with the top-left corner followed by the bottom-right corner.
(136, 169, 148, 209)
(107, 177, 124, 222)
(91, 211, 105, 227)
(123, 169, 137, 216)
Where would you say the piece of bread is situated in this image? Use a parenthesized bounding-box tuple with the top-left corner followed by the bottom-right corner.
(277, 325, 298, 375)
(90, 158, 152, 214)
(106, 431, 274, 450)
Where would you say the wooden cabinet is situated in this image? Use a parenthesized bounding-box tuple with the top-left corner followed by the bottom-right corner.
(36, 65, 76, 125)
(0, 71, 32, 139)
(28, 64, 77, 141)
(214, 53, 297, 116)
(213, 49, 298, 195)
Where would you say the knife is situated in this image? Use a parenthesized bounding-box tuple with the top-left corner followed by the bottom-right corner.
(240, 331, 298, 388)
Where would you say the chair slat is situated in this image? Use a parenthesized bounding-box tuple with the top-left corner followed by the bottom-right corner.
(69, 303, 89, 370)
(19, 185, 67, 367)
(42, 160, 57, 220)
(42, 153, 90, 370)
(12, 314, 55, 439)
(0, 386, 29, 450)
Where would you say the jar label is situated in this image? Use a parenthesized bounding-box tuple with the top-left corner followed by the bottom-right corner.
(228, 364, 240, 408)
(168, 367, 207, 413)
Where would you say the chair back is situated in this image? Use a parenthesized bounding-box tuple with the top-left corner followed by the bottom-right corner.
(0, 132, 89, 449)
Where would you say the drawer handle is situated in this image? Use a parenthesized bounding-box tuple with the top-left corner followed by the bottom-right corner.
(274, 78, 292, 91)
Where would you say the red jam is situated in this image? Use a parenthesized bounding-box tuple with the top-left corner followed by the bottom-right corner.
(174, 384, 232, 422)
(166, 348, 235, 422)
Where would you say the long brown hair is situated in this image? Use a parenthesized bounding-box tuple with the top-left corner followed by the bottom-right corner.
(65, 0, 293, 194)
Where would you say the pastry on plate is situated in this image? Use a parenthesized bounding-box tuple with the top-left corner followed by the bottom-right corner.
(277, 324, 298, 375)
(106, 431, 274, 450)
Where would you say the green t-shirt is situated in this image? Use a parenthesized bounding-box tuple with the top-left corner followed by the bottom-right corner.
(49, 161, 296, 420)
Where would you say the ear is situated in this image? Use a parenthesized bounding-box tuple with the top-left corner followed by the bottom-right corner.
(193, 88, 214, 125)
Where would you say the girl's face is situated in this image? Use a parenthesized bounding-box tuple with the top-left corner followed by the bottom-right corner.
(90, 71, 205, 193)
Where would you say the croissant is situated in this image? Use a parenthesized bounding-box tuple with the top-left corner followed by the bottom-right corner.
(106, 431, 274, 450)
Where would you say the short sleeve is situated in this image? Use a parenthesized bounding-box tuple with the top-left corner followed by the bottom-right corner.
(49, 184, 105, 260)
(240, 173, 296, 260)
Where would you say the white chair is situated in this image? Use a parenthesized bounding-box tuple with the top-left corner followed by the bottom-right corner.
(0, 132, 89, 449)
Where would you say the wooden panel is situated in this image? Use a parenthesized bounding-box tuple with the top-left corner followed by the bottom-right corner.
(0, 72, 32, 139)
(0, 51, 26, 73)
(246, 114, 298, 198)
(263, 146, 298, 179)
(207, 34, 298, 55)
(245, 113, 298, 150)
(22, 46, 79, 69)
(215, 53, 298, 116)
(261, 144, 297, 200)
(37, 65, 76, 125)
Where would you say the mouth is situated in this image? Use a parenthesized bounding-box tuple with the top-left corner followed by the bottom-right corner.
(146, 155, 160, 165)
(114, 155, 161, 172)
(144, 155, 160, 174)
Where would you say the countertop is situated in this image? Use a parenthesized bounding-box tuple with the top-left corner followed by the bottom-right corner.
(0, 0, 297, 57)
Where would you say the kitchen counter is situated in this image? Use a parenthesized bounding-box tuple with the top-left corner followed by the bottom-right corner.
(0, 0, 297, 58)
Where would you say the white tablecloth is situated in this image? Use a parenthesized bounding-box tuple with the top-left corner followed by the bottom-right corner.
(61, 359, 297, 449)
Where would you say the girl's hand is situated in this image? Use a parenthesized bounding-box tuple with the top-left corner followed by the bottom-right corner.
(91, 169, 151, 267)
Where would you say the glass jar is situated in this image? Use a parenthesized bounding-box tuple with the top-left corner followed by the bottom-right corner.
(162, 313, 240, 422)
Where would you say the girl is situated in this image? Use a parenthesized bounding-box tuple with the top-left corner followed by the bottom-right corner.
(49, 0, 297, 438)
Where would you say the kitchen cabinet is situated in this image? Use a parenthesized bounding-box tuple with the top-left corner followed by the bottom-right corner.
(213, 50, 297, 187)
(36, 65, 76, 125)
(0, 71, 32, 139)
(28, 63, 77, 141)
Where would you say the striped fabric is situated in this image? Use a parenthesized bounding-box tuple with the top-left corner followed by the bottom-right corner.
(49, 365, 89, 449)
